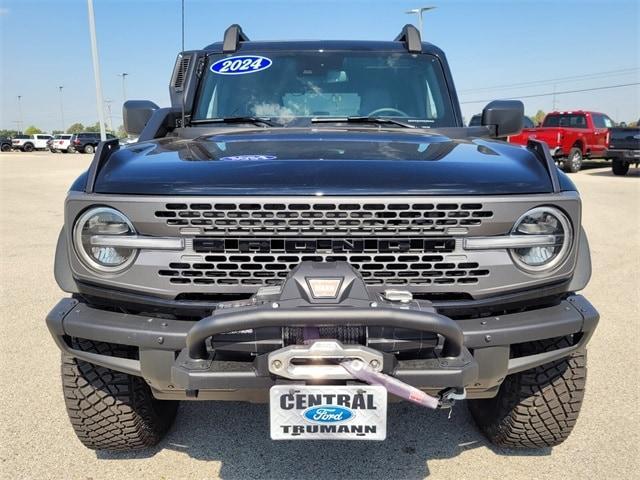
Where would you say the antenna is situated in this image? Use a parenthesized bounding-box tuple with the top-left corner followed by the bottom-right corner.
(180, 0, 186, 129)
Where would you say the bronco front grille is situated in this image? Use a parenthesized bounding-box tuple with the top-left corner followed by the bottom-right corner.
(68, 192, 582, 297)
(157, 237, 489, 287)
(155, 201, 494, 236)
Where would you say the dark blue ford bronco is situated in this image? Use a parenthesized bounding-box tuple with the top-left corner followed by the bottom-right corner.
(48, 24, 598, 450)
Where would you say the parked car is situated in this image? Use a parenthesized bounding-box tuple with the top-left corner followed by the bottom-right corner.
(607, 125, 640, 176)
(47, 24, 598, 452)
(508, 110, 613, 173)
(0, 137, 12, 152)
(11, 134, 52, 152)
(118, 136, 138, 146)
(70, 132, 117, 154)
(469, 113, 534, 129)
(51, 134, 74, 153)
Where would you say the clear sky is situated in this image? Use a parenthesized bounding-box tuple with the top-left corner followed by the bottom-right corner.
(1, 0, 639, 132)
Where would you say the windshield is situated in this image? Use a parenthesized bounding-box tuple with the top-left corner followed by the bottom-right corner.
(193, 52, 456, 127)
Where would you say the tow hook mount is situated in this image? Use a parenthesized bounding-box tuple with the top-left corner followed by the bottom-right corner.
(438, 387, 467, 408)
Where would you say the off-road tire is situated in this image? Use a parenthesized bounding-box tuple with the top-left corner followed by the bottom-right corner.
(1, 143, 11, 152)
(612, 160, 629, 176)
(468, 337, 586, 449)
(23, 143, 34, 152)
(83, 144, 95, 154)
(61, 338, 178, 451)
(563, 147, 583, 173)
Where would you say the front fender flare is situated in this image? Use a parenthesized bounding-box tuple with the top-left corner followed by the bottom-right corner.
(568, 226, 592, 292)
(54, 227, 79, 293)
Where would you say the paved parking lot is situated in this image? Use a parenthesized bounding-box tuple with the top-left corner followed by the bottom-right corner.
(0, 151, 638, 479)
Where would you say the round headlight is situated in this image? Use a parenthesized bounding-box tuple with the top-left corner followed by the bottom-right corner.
(73, 207, 137, 273)
(510, 206, 572, 273)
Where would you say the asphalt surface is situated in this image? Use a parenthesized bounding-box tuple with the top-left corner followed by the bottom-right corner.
(0, 151, 638, 480)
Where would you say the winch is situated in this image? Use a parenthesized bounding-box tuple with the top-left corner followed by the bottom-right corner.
(188, 261, 470, 409)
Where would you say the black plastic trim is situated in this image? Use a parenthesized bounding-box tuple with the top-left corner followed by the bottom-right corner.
(138, 108, 181, 141)
(222, 24, 249, 53)
(84, 138, 120, 193)
(46, 295, 598, 393)
(47, 298, 195, 351)
(394, 24, 422, 53)
(527, 138, 561, 193)
(457, 295, 596, 349)
(187, 307, 465, 360)
(74, 279, 572, 320)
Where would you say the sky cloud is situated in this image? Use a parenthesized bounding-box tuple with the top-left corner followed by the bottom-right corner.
(0, 8, 9, 16)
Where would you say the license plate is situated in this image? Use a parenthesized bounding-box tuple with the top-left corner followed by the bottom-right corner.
(270, 385, 387, 440)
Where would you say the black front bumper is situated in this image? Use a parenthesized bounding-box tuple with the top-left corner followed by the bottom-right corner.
(46, 294, 598, 401)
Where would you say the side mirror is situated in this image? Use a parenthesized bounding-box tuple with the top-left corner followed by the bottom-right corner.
(481, 100, 524, 137)
(123, 100, 159, 136)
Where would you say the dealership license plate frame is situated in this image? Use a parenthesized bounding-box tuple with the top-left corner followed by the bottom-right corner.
(270, 384, 387, 440)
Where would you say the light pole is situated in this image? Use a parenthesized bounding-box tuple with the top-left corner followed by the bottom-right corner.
(87, 0, 107, 141)
(405, 6, 436, 37)
(117, 72, 128, 105)
(104, 99, 114, 132)
(58, 86, 65, 132)
(16, 95, 23, 133)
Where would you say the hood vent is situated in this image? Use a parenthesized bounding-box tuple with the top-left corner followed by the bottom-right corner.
(173, 56, 191, 90)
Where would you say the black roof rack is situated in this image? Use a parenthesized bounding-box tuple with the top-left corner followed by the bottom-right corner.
(222, 24, 250, 53)
(394, 24, 422, 53)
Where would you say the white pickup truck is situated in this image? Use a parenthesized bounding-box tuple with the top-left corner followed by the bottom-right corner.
(11, 134, 52, 152)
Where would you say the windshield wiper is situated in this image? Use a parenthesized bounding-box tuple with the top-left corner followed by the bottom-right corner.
(191, 116, 280, 127)
(311, 116, 416, 129)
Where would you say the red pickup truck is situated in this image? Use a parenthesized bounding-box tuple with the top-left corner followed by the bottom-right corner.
(508, 110, 613, 173)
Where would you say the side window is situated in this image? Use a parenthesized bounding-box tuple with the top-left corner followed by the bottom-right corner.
(592, 114, 606, 129)
(593, 114, 613, 129)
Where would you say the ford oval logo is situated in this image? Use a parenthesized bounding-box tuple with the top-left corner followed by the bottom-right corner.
(211, 55, 272, 75)
(219, 154, 277, 161)
(303, 405, 354, 424)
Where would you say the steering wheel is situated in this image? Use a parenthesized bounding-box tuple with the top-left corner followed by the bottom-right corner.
(367, 107, 410, 117)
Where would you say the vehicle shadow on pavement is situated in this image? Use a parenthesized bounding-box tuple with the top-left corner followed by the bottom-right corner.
(586, 169, 639, 178)
(97, 401, 551, 479)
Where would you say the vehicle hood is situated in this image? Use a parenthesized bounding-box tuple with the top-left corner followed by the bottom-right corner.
(93, 129, 556, 195)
